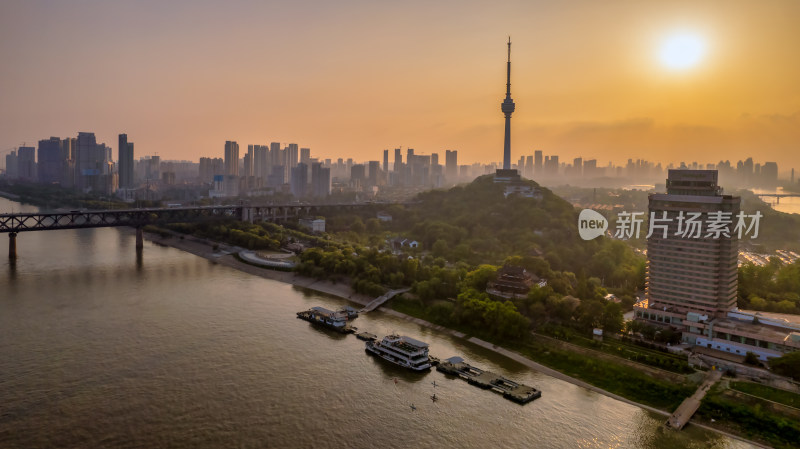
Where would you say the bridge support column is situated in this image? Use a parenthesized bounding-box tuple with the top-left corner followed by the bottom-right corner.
(135, 227, 144, 250)
(8, 232, 17, 260)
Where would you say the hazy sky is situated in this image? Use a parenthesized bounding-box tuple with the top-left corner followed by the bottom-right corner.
(1, 0, 799, 171)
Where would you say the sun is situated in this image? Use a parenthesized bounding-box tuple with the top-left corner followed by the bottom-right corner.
(659, 33, 707, 70)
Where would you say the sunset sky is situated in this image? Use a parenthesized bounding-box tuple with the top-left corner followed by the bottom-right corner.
(1, 0, 799, 172)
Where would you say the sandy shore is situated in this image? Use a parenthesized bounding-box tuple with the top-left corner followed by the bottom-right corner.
(143, 231, 768, 448)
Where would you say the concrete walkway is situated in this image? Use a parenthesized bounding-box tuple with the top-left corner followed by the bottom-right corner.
(360, 287, 411, 312)
(666, 369, 723, 430)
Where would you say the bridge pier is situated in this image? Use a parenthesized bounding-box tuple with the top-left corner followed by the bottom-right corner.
(135, 227, 144, 250)
(8, 232, 17, 259)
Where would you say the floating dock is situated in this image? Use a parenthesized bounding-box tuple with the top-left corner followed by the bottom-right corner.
(436, 356, 541, 404)
(356, 332, 377, 341)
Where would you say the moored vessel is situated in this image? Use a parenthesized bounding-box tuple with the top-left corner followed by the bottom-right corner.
(296, 306, 356, 333)
(365, 334, 432, 371)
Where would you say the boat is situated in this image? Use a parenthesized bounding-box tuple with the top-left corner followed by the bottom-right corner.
(365, 334, 432, 371)
(338, 306, 360, 319)
(296, 306, 355, 333)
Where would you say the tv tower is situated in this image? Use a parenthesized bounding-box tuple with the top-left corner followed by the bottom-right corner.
(501, 37, 515, 170)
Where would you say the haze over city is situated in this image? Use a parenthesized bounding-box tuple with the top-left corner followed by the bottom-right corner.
(2, 0, 799, 170)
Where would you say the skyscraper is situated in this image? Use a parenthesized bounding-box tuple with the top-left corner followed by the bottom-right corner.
(501, 37, 515, 170)
(290, 163, 308, 197)
(245, 145, 255, 177)
(383, 149, 389, 172)
(38, 137, 63, 184)
(643, 170, 739, 321)
(445, 150, 458, 182)
(224, 141, 239, 176)
(76, 132, 114, 193)
(394, 148, 402, 170)
(311, 162, 331, 197)
(118, 134, 134, 189)
(534, 150, 543, 174)
(17, 146, 36, 181)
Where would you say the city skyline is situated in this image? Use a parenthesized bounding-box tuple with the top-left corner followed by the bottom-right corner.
(1, 1, 799, 170)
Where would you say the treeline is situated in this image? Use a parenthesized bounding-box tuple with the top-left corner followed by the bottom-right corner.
(739, 259, 800, 314)
(0, 180, 160, 211)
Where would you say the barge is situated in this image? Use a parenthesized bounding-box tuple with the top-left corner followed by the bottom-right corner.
(296, 306, 356, 333)
(436, 356, 541, 404)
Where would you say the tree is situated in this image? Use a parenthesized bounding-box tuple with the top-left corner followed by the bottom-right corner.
(744, 352, 760, 366)
(463, 265, 498, 290)
(769, 351, 800, 380)
(365, 218, 381, 234)
(601, 302, 624, 335)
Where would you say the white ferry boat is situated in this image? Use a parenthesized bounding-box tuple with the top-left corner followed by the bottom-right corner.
(365, 334, 432, 371)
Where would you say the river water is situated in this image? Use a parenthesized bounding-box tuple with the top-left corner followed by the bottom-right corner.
(750, 188, 800, 215)
(0, 197, 754, 448)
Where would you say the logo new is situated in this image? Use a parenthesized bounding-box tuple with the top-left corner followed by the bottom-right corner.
(578, 209, 608, 240)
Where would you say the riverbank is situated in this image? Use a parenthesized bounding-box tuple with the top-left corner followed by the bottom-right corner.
(139, 230, 771, 448)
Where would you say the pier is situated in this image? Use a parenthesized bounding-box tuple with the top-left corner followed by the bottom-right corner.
(666, 369, 723, 430)
(360, 288, 411, 313)
(437, 356, 541, 404)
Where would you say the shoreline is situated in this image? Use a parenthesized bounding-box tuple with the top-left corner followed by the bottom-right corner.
(143, 231, 768, 448)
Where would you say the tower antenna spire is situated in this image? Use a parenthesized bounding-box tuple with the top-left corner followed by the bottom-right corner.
(500, 37, 516, 170)
(506, 37, 511, 96)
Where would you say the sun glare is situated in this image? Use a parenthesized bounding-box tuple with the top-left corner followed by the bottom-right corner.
(659, 33, 706, 70)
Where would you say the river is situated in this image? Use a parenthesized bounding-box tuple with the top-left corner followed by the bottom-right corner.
(750, 188, 800, 215)
(0, 197, 755, 448)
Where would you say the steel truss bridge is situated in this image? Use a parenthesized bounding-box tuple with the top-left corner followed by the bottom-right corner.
(1, 202, 385, 258)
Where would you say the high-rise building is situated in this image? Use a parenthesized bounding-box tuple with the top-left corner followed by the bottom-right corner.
(394, 148, 402, 171)
(445, 150, 458, 182)
(636, 169, 800, 361)
(524, 155, 533, 179)
(286, 143, 299, 170)
(643, 170, 739, 321)
(300, 147, 311, 167)
(534, 150, 543, 174)
(118, 134, 134, 189)
(76, 132, 114, 193)
(350, 164, 366, 189)
(224, 141, 239, 176)
(761, 162, 778, 185)
(253, 145, 269, 180)
(38, 137, 63, 184)
(383, 149, 389, 172)
(5, 150, 18, 179)
(245, 145, 255, 177)
(290, 163, 308, 197)
(17, 146, 36, 181)
(311, 162, 331, 197)
(368, 160, 381, 187)
(573, 157, 583, 177)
